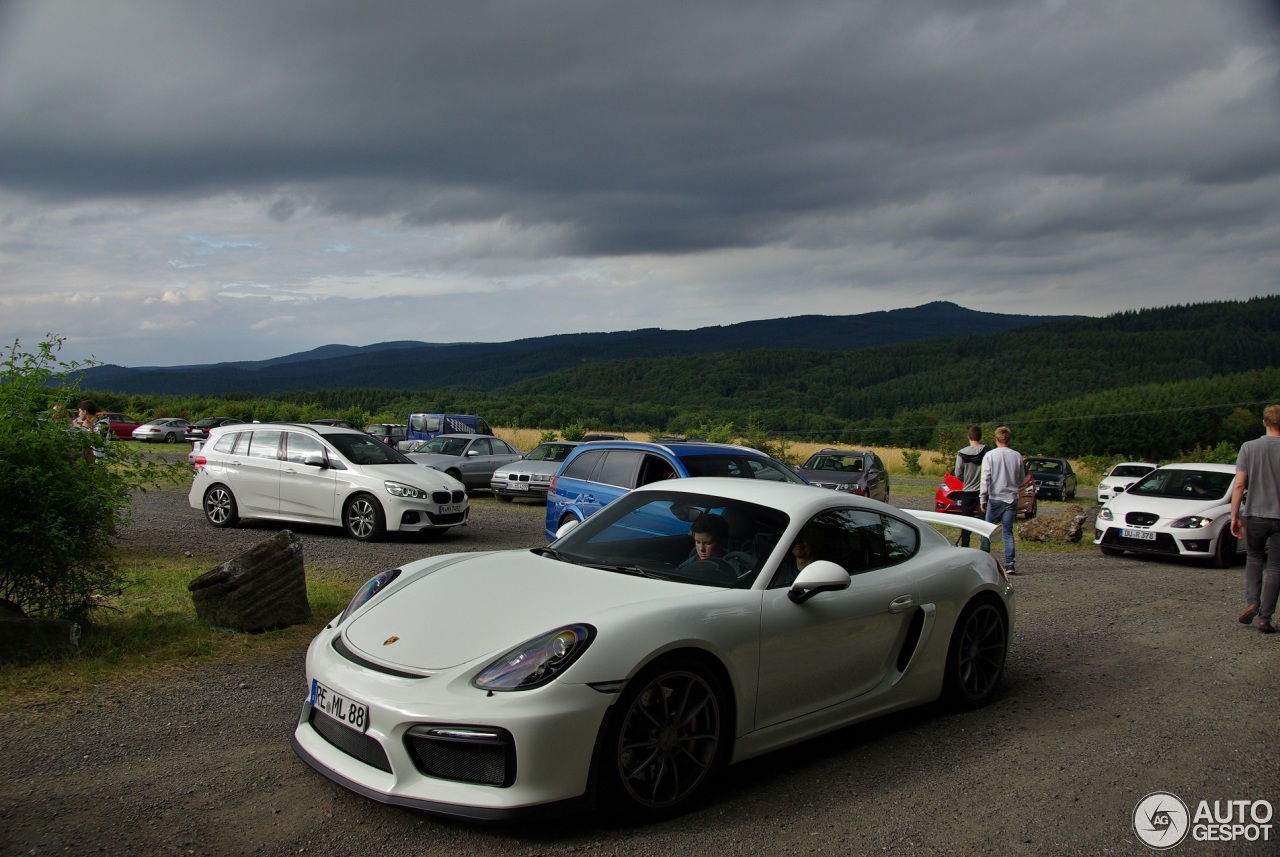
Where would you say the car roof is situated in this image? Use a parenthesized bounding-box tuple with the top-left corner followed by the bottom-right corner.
(567, 439, 768, 458)
(811, 448, 870, 456)
(631, 476, 885, 512)
(431, 433, 492, 440)
(1149, 462, 1235, 473)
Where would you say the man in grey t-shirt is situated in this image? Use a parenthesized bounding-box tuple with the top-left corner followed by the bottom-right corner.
(980, 426, 1022, 573)
(1231, 404, 1280, 633)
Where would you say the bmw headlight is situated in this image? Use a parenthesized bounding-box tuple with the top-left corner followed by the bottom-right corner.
(1170, 515, 1214, 529)
(338, 568, 401, 624)
(385, 481, 429, 500)
(473, 624, 595, 691)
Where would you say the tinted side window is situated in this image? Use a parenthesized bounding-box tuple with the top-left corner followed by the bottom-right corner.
(476, 418, 493, 435)
(776, 508, 919, 584)
(493, 439, 516, 455)
(595, 450, 644, 488)
(212, 432, 240, 454)
(561, 449, 605, 481)
(247, 430, 282, 460)
(284, 433, 326, 464)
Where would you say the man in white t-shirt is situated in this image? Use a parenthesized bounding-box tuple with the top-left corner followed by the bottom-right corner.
(979, 425, 1023, 573)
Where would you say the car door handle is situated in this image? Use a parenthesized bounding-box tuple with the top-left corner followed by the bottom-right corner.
(888, 595, 916, 614)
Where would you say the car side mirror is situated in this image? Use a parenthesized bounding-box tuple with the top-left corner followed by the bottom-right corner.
(555, 518, 581, 539)
(303, 454, 327, 468)
(466, 450, 479, 457)
(788, 560, 850, 603)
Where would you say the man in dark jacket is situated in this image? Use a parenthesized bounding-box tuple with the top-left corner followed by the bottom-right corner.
(953, 425, 987, 548)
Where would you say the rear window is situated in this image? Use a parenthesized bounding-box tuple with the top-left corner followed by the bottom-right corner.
(682, 454, 806, 483)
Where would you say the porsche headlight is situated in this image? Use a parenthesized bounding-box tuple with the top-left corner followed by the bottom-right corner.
(1170, 515, 1214, 529)
(473, 624, 595, 691)
(385, 481, 429, 500)
(338, 568, 401, 625)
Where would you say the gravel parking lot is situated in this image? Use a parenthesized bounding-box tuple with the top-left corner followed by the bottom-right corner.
(1, 486, 1276, 856)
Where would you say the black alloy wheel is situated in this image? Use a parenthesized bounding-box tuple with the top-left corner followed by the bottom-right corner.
(943, 599, 1008, 709)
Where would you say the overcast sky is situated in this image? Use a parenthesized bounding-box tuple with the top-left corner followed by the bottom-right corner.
(1, 0, 1278, 368)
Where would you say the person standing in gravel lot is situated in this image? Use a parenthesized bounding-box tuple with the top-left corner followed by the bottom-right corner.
(980, 426, 1022, 573)
(1231, 403, 1280, 634)
(953, 425, 988, 548)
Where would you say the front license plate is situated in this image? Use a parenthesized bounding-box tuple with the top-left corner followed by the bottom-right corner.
(1122, 528, 1157, 541)
(310, 679, 370, 733)
(506, 481, 528, 491)
(437, 502, 464, 514)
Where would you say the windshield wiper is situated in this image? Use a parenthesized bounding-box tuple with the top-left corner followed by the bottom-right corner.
(584, 563, 673, 580)
(532, 546, 573, 563)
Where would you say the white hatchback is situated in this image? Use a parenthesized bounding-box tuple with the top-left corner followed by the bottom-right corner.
(1094, 462, 1241, 567)
(1095, 461, 1158, 505)
(189, 423, 468, 540)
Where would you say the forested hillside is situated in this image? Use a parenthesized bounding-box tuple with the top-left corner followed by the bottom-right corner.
(76, 297, 1280, 460)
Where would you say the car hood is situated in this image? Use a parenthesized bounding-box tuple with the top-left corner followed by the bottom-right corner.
(406, 453, 463, 468)
(342, 551, 702, 671)
(499, 460, 560, 476)
(1106, 492, 1228, 519)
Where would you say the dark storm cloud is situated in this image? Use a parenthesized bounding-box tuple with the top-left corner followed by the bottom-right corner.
(3, 0, 1274, 257)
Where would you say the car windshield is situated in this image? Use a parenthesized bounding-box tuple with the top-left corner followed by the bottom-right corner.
(547, 490, 790, 589)
(1111, 464, 1153, 478)
(526, 443, 574, 462)
(1127, 469, 1232, 500)
(681, 454, 807, 483)
(327, 434, 414, 465)
(418, 437, 469, 456)
(1026, 459, 1063, 473)
(803, 453, 863, 472)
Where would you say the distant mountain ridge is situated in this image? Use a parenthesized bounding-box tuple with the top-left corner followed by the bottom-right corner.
(77, 302, 1079, 395)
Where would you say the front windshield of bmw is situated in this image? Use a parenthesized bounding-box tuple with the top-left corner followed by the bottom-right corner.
(680, 454, 807, 483)
(1127, 469, 1232, 500)
(326, 434, 415, 465)
(418, 436, 468, 456)
(547, 491, 790, 589)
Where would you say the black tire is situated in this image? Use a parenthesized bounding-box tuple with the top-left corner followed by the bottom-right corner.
(1211, 529, 1237, 569)
(203, 485, 239, 528)
(943, 599, 1007, 709)
(344, 494, 386, 542)
(599, 656, 731, 820)
(1100, 546, 1125, 557)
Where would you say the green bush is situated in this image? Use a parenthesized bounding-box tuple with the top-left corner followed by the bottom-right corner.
(0, 338, 185, 622)
(902, 449, 922, 476)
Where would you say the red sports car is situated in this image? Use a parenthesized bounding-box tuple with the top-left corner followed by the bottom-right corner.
(935, 471, 1037, 519)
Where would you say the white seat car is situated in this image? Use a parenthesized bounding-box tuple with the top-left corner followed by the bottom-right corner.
(1096, 461, 1158, 505)
(189, 423, 468, 541)
(1094, 462, 1242, 567)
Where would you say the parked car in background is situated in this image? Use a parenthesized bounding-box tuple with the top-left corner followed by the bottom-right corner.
(310, 419, 359, 429)
(365, 424, 408, 446)
(1096, 461, 1159, 505)
(186, 417, 245, 445)
(132, 417, 191, 443)
(935, 470, 1037, 520)
(292, 478, 1011, 821)
(1094, 463, 1241, 567)
(579, 433, 625, 441)
(793, 448, 890, 502)
(406, 434, 523, 489)
(490, 441, 582, 501)
(189, 423, 468, 541)
(1023, 456, 1077, 501)
(94, 412, 142, 440)
(406, 413, 494, 443)
(544, 439, 807, 540)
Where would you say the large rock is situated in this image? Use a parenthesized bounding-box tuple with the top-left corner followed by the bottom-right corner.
(0, 598, 81, 663)
(1018, 504, 1098, 544)
(188, 530, 311, 632)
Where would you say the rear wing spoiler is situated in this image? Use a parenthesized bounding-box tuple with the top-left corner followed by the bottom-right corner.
(911, 510, 999, 541)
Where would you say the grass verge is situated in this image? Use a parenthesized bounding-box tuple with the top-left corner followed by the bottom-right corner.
(0, 549, 353, 710)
